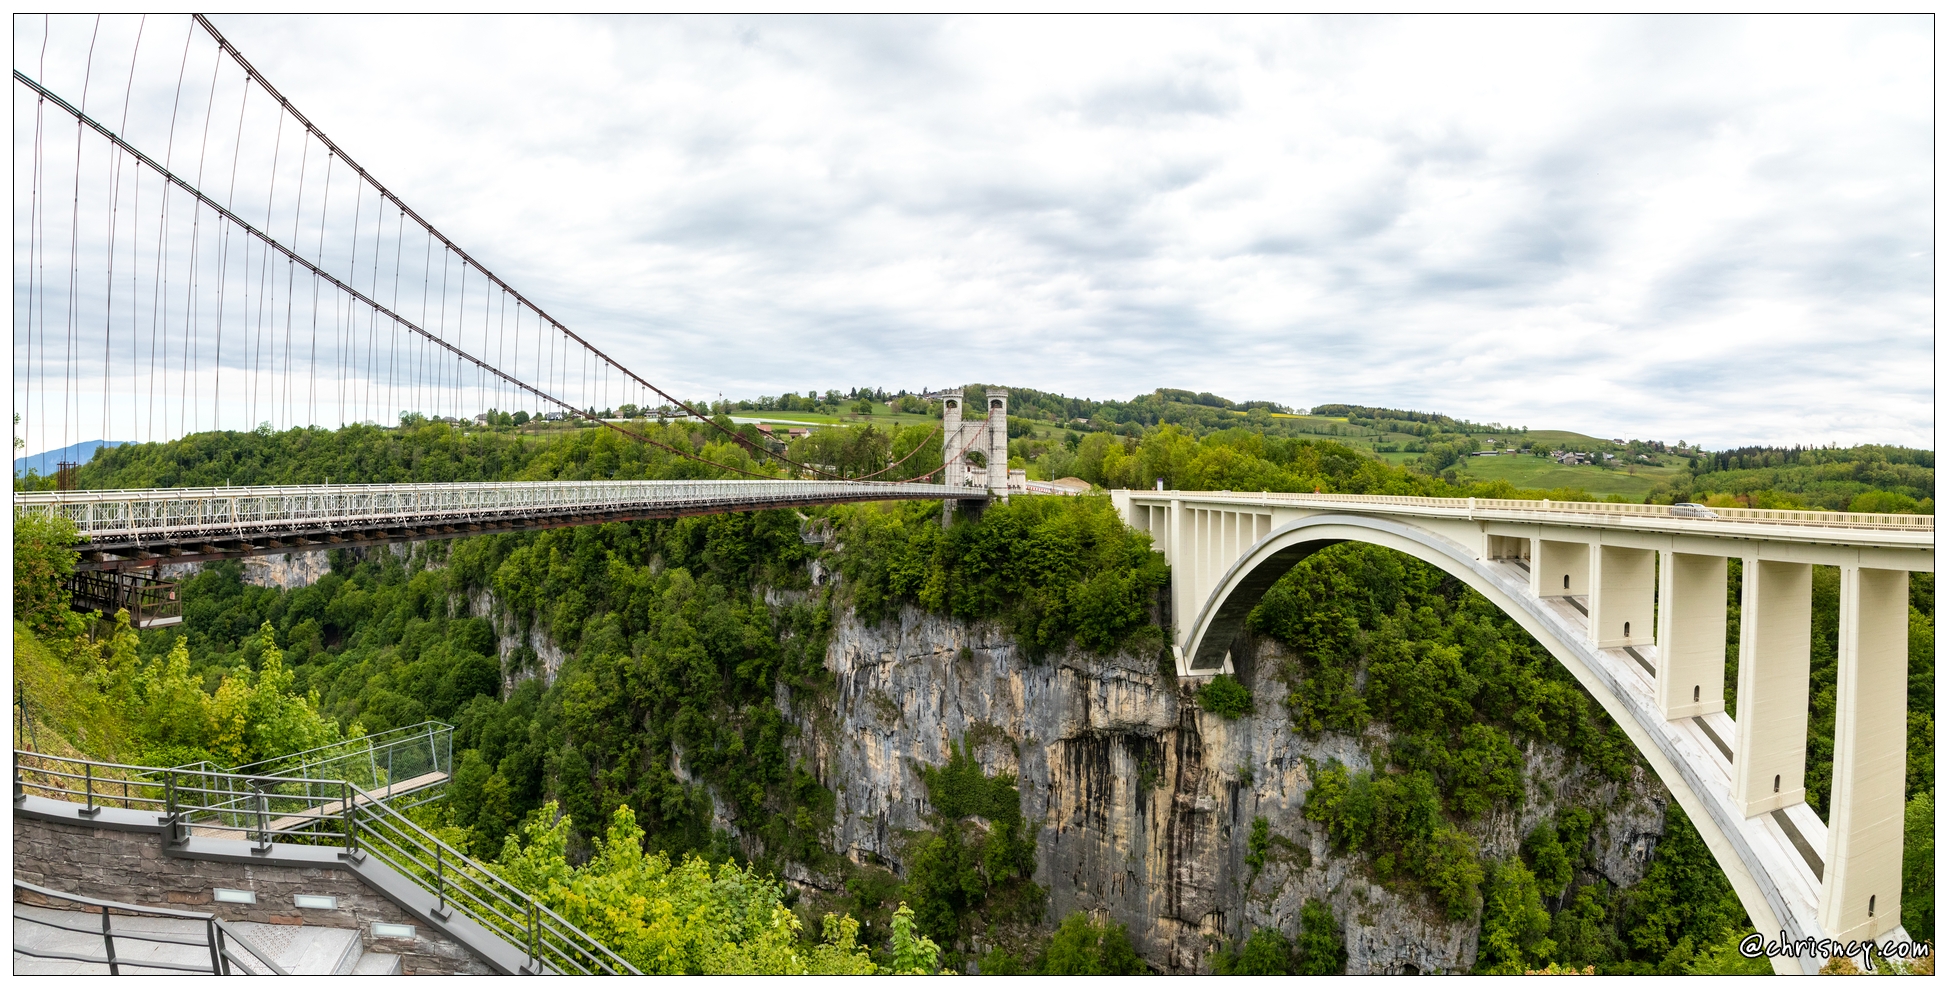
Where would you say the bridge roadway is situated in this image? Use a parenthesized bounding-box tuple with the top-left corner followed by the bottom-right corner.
(14, 479, 960, 571)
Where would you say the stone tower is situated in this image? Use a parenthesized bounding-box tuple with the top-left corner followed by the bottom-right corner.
(984, 387, 1010, 488)
(938, 385, 1016, 525)
(941, 389, 969, 490)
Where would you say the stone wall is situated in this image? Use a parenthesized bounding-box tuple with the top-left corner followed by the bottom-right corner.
(13, 814, 492, 975)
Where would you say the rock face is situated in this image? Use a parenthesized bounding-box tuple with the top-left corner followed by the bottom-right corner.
(242, 550, 333, 590)
(794, 605, 1671, 974)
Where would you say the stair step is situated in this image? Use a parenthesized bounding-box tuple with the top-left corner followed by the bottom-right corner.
(227, 921, 361, 975)
(352, 950, 404, 975)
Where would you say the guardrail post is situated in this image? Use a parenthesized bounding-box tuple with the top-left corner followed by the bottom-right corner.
(341, 781, 361, 862)
(12, 749, 22, 804)
(81, 761, 100, 817)
(206, 917, 222, 974)
(436, 844, 449, 918)
(253, 784, 270, 854)
(529, 900, 540, 970)
(102, 903, 119, 975)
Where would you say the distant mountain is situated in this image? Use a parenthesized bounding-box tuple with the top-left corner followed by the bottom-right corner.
(14, 440, 126, 478)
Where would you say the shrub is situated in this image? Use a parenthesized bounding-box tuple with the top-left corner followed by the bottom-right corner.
(1197, 674, 1252, 719)
(1245, 816, 1271, 875)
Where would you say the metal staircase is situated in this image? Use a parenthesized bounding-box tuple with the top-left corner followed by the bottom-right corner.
(13, 744, 638, 975)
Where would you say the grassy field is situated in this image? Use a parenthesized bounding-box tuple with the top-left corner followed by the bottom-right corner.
(1519, 428, 1615, 448)
(1455, 455, 1685, 499)
(727, 404, 937, 429)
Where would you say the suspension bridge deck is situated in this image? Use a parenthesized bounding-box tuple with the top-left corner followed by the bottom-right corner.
(15, 479, 962, 571)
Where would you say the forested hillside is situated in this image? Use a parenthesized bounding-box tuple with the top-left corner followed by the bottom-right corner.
(12, 409, 1935, 973)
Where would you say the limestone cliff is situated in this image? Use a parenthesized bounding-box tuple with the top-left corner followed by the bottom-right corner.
(788, 605, 1671, 975)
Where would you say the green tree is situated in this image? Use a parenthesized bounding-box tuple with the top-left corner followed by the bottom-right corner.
(887, 904, 945, 975)
(1037, 911, 1146, 975)
(1476, 859, 1555, 974)
(495, 802, 877, 974)
(14, 511, 83, 641)
(1295, 900, 1347, 974)
(903, 740, 1043, 959)
(1904, 790, 1934, 941)
(1522, 821, 1572, 897)
(1213, 927, 1294, 974)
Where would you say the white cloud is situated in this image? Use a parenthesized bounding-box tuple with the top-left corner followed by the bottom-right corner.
(32, 14, 1938, 447)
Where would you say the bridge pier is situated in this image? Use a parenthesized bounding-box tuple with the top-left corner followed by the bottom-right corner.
(1590, 545, 1655, 648)
(1655, 551, 1728, 719)
(1533, 538, 1588, 599)
(1819, 566, 1909, 941)
(1731, 559, 1813, 817)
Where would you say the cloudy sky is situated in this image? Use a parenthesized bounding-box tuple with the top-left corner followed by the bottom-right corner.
(198, 14, 1929, 448)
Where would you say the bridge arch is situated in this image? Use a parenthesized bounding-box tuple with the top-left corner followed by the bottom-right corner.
(1181, 513, 1801, 973)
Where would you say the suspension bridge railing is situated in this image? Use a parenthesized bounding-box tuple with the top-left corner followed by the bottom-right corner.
(13, 879, 288, 976)
(15, 750, 639, 976)
(14, 478, 956, 546)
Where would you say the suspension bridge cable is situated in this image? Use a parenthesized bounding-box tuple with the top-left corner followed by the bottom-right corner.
(186, 15, 854, 479)
(143, 22, 191, 445)
(344, 174, 366, 427)
(28, 31, 47, 460)
(104, 16, 144, 446)
(64, 17, 101, 459)
(181, 47, 223, 441)
(15, 67, 844, 482)
(308, 151, 335, 428)
(213, 78, 252, 435)
(250, 107, 286, 433)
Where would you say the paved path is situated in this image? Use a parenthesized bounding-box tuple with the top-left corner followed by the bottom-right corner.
(12, 903, 399, 974)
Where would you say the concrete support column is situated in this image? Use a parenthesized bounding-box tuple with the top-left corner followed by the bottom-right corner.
(1818, 567, 1909, 940)
(1656, 551, 1727, 719)
(1170, 500, 1188, 656)
(1535, 539, 1590, 598)
(1731, 559, 1812, 817)
(1590, 545, 1655, 647)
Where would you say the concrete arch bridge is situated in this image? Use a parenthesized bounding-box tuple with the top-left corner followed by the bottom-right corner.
(1112, 489, 1933, 974)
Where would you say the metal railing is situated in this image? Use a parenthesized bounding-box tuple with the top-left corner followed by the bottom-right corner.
(1136, 489, 1935, 533)
(229, 722, 452, 809)
(15, 750, 639, 976)
(13, 478, 957, 545)
(13, 879, 287, 975)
